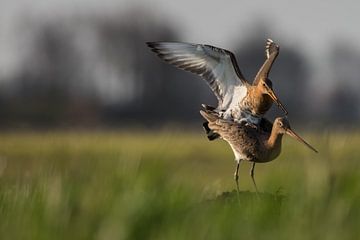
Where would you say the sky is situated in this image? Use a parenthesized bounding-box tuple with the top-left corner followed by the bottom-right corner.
(0, 0, 359, 83)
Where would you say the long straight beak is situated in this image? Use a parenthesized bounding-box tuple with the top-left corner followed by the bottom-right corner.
(286, 128, 318, 153)
(268, 90, 288, 115)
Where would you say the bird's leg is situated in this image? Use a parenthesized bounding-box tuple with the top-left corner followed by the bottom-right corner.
(234, 160, 242, 193)
(250, 162, 259, 194)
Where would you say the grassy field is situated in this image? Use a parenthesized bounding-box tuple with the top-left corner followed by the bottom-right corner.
(0, 130, 360, 239)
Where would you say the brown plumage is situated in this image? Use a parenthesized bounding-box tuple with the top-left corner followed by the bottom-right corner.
(242, 84, 275, 116)
(200, 109, 317, 192)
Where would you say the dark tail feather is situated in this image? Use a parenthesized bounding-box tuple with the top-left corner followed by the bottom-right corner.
(199, 110, 218, 122)
(201, 104, 217, 111)
(202, 121, 220, 141)
(202, 121, 211, 132)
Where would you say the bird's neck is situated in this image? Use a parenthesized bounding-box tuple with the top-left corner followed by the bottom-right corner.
(266, 128, 283, 159)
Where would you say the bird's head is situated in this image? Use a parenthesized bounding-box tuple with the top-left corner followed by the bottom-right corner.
(273, 117, 318, 153)
(258, 78, 288, 115)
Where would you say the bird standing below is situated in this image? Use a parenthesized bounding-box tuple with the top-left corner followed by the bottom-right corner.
(146, 39, 288, 139)
(200, 109, 317, 193)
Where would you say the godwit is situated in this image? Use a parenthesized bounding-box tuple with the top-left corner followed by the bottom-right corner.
(200, 109, 317, 192)
(146, 39, 287, 131)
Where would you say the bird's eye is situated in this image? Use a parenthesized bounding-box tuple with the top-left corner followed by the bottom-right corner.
(262, 83, 266, 87)
(278, 122, 283, 127)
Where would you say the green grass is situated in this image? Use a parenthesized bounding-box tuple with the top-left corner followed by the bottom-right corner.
(0, 130, 360, 239)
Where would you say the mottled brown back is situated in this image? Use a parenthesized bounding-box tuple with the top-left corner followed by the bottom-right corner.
(200, 110, 270, 161)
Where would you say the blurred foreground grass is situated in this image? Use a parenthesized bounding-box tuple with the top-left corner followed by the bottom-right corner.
(0, 130, 360, 239)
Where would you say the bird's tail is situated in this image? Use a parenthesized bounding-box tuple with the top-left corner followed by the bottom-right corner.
(201, 104, 217, 111)
(200, 109, 227, 139)
(200, 110, 219, 123)
(200, 106, 221, 141)
(202, 121, 220, 141)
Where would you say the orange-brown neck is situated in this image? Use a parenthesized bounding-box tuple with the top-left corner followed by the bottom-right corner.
(265, 127, 283, 161)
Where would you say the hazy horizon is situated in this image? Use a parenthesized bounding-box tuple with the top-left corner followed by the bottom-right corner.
(1, 0, 360, 80)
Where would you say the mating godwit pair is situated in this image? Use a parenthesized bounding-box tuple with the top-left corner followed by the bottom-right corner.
(147, 39, 317, 192)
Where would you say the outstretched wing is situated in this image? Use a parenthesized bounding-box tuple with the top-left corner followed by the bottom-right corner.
(253, 39, 280, 85)
(146, 42, 248, 107)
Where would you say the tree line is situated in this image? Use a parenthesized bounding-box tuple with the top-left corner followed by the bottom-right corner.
(0, 10, 358, 129)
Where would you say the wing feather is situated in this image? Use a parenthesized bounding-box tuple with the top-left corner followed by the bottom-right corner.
(253, 39, 280, 85)
(147, 41, 248, 107)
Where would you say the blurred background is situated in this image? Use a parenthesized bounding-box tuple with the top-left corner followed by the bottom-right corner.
(1, 0, 359, 130)
(2, 1, 360, 239)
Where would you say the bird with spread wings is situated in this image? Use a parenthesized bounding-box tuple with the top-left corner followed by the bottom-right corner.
(147, 39, 287, 138)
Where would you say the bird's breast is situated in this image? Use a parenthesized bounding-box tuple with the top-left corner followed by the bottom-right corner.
(256, 95, 273, 115)
(242, 92, 273, 116)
